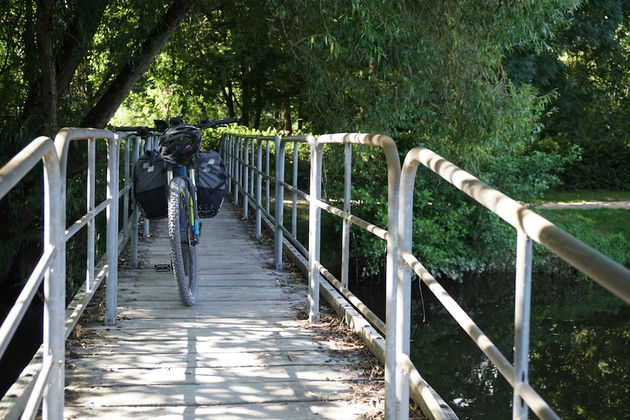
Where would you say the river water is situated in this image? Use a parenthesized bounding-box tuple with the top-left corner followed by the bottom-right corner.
(350, 272, 629, 419)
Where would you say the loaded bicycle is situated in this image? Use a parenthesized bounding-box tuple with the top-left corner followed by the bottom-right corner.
(116, 117, 237, 306)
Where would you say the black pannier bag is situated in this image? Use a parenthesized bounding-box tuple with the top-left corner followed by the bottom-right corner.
(194, 151, 227, 218)
(133, 150, 167, 219)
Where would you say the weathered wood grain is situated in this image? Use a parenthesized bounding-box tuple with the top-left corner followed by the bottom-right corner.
(64, 204, 382, 419)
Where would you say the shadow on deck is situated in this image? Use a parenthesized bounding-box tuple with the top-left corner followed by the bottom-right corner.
(63, 203, 384, 419)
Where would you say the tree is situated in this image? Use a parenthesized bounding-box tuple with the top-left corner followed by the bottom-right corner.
(265, 0, 578, 277)
(114, 0, 303, 130)
(0, 0, 199, 295)
(506, 0, 630, 189)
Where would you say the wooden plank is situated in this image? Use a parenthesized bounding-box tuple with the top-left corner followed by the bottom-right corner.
(66, 364, 364, 386)
(65, 382, 357, 407)
(62, 204, 383, 419)
(63, 400, 379, 420)
(66, 349, 357, 369)
(69, 338, 346, 355)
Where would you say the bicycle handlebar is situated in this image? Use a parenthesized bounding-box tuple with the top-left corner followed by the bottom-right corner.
(196, 117, 239, 130)
(115, 116, 239, 135)
(114, 126, 162, 136)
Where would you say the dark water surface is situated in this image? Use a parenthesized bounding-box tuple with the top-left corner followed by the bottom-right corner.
(350, 273, 630, 420)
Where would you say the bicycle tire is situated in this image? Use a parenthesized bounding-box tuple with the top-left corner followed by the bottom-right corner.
(167, 176, 198, 306)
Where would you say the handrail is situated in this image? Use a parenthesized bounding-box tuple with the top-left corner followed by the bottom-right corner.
(222, 132, 454, 420)
(0, 136, 62, 420)
(0, 128, 141, 419)
(223, 133, 629, 420)
(54, 128, 120, 326)
(312, 133, 402, 419)
(396, 147, 630, 420)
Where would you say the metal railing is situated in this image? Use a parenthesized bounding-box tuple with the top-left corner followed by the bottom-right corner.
(0, 128, 141, 420)
(222, 133, 630, 420)
(396, 147, 630, 420)
(2, 128, 626, 420)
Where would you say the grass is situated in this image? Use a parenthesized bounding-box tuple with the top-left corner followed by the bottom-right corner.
(542, 190, 630, 203)
(537, 208, 630, 266)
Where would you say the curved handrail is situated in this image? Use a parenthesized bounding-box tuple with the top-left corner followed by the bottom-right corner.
(0, 136, 63, 419)
(398, 147, 630, 420)
(404, 147, 630, 302)
(1, 127, 139, 420)
(54, 128, 120, 326)
(225, 132, 629, 420)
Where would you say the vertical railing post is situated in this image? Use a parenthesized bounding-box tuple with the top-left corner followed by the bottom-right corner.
(396, 154, 421, 420)
(225, 135, 232, 195)
(274, 136, 285, 269)
(130, 137, 140, 269)
(42, 143, 63, 420)
(250, 140, 255, 209)
(230, 135, 235, 195)
(291, 142, 299, 237)
(383, 139, 401, 420)
(143, 136, 152, 238)
(256, 138, 263, 238)
(513, 230, 533, 420)
(122, 136, 130, 241)
(243, 138, 249, 219)
(265, 140, 270, 214)
(86, 138, 96, 293)
(307, 138, 322, 322)
(341, 143, 352, 289)
(105, 136, 120, 326)
(233, 138, 240, 206)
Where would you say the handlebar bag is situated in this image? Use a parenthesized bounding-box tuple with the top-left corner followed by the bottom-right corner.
(133, 150, 168, 219)
(194, 151, 227, 218)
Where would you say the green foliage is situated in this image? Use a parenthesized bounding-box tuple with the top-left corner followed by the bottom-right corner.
(537, 208, 630, 267)
(543, 189, 630, 202)
(506, 0, 630, 190)
(113, 0, 303, 130)
(200, 125, 282, 150)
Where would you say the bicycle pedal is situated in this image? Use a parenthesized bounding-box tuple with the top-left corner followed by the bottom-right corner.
(155, 264, 171, 272)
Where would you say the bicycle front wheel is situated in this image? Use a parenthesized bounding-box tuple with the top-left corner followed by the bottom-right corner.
(167, 176, 198, 306)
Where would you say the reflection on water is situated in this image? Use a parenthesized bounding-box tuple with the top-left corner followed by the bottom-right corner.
(351, 272, 630, 420)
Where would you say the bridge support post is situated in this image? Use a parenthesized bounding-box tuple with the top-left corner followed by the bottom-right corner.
(341, 143, 352, 289)
(122, 136, 130, 243)
(86, 138, 96, 293)
(224, 135, 231, 195)
(256, 138, 263, 238)
(250, 141, 255, 214)
(243, 138, 249, 219)
(265, 140, 271, 214)
(130, 136, 141, 269)
(513, 231, 533, 420)
(41, 139, 63, 420)
(274, 136, 285, 269)
(307, 139, 322, 322)
(291, 142, 299, 238)
(233, 138, 240, 206)
(105, 136, 120, 326)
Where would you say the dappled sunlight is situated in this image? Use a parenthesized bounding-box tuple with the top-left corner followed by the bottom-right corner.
(63, 205, 380, 419)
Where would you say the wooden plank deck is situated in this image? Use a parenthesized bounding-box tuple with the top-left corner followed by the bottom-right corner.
(64, 204, 383, 419)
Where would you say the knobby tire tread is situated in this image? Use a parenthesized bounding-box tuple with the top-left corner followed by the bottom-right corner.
(167, 177, 198, 306)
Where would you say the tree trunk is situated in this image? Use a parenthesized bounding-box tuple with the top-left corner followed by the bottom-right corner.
(81, 0, 199, 128)
(56, 0, 109, 100)
(35, 0, 56, 132)
(221, 82, 236, 118)
(282, 106, 292, 134)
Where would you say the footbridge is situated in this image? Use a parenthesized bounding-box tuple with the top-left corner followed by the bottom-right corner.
(0, 129, 628, 420)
